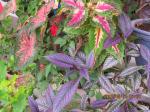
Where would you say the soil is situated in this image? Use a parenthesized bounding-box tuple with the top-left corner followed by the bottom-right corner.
(136, 23, 150, 32)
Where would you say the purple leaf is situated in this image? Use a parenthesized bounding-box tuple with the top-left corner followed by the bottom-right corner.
(53, 78, 81, 112)
(86, 51, 95, 68)
(118, 12, 133, 38)
(102, 56, 118, 71)
(115, 84, 125, 95)
(28, 97, 40, 112)
(140, 45, 150, 63)
(79, 68, 89, 81)
(36, 85, 54, 111)
(45, 85, 55, 106)
(146, 65, 150, 91)
(119, 66, 143, 77)
(71, 109, 84, 112)
(91, 99, 111, 108)
(77, 51, 86, 63)
(45, 53, 75, 68)
(103, 34, 122, 48)
(99, 76, 115, 93)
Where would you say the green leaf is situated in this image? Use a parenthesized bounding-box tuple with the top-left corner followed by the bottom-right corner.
(45, 64, 51, 78)
(0, 61, 7, 80)
(54, 38, 67, 47)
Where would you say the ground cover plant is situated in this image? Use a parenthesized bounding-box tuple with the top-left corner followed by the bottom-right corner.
(0, 0, 150, 112)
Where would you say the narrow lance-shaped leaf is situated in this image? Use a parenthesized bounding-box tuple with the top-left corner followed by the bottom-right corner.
(63, 0, 78, 8)
(53, 78, 81, 112)
(91, 99, 111, 108)
(118, 12, 133, 38)
(93, 16, 110, 34)
(119, 66, 143, 77)
(79, 68, 89, 81)
(95, 2, 114, 12)
(95, 28, 103, 48)
(36, 85, 55, 111)
(102, 56, 118, 70)
(45, 53, 75, 68)
(86, 51, 95, 68)
(99, 76, 115, 93)
(140, 45, 150, 63)
(28, 97, 40, 112)
(68, 8, 85, 26)
(103, 34, 122, 49)
(45, 85, 55, 106)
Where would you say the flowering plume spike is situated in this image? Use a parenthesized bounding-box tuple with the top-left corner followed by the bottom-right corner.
(16, 30, 36, 66)
(31, 0, 54, 29)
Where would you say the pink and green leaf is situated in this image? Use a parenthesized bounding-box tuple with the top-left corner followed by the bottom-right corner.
(96, 2, 114, 12)
(68, 8, 85, 26)
(95, 28, 103, 48)
(93, 16, 111, 34)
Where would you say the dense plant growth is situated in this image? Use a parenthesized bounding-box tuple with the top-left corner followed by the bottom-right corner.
(0, 0, 150, 112)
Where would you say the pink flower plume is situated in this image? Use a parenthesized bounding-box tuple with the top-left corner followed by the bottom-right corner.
(16, 30, 36, 66)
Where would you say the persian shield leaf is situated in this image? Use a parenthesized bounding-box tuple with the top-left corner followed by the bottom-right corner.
(103, 34, 122, 49)
(86, 51, 95, 68)
(99, 76, 115, 93)
(28, 97, 40, 112)
(92, 99, 111, 108)
(140, 45, 150, 63)
(119, 66, 143, 77)
(45, 53, 75, 68)
(102, 56, 118, 70)
(118, 12, 133, 38)
(53, 78, 80, 112)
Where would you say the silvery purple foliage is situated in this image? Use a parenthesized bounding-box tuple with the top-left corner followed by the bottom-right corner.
(118, 12, 133, 38)
(29, 78, 80, 112)
(103, 34, 122, 49)
(28, 97, 40, 112)
(53, 78, 80, 112)
(91, 99, 111, 108)
(45, 51, 95, 80)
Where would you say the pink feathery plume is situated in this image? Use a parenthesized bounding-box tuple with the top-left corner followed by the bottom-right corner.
(16, 30, 36, 66)
(31, 0, 54, 29)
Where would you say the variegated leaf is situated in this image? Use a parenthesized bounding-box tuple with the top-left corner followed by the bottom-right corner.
(96, 2, 114, 12)
(63, 0, 84, 8)
(68, 8, 85, 26)
(102, 56, 118, 70)
(93, 16, 110, 34)
(99, 76, 115, 93)
(95, 28, 103, 48)
(53, 78, 81, 112)
(119, 66, 143, 77)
